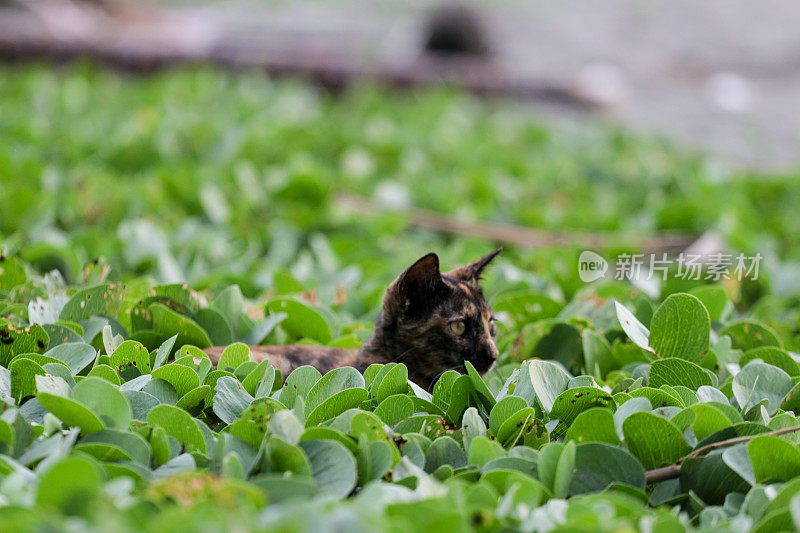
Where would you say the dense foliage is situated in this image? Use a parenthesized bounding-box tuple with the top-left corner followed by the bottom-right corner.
(2, 64, 800, 532)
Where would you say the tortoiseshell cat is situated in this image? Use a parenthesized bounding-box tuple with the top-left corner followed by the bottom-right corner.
(205, 249, 501, 390)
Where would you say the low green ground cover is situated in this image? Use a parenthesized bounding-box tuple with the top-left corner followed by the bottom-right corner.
(2, 64, 800, 532)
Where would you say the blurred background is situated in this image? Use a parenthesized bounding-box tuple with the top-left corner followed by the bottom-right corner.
(1, 0, 800, 320)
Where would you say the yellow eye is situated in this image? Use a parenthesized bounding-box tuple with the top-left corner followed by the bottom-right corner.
(450, 320, 466, 336)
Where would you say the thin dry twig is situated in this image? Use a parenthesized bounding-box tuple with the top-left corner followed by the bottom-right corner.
(336, 193, 697, 253)
(644, 424, 800, 484)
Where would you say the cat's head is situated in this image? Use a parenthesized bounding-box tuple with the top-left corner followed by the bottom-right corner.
(377, 249, 502, 389)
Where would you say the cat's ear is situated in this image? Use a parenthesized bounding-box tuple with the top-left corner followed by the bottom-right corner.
(384, 253, 448, 314)
(444, 247, 502, 283)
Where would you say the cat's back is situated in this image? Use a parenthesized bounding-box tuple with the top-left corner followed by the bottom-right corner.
(204, 345, 360, 376)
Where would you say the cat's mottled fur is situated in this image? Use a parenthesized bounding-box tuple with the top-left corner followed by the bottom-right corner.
(205, 249, 501, 390)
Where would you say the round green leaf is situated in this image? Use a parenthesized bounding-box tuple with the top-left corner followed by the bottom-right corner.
(622, 411, 692, 469)
(37, 393, 104, 434)
(749, 435, 800, 483)
(147, 404, 206, 453)
(733, 361, 793, 415)
(72, 377, 132, 431)
(43, 343, 96, 375)
(569, 442, 645, 494)
(565, 408, 620, 445)
(721, 320, 783, 351)
(266, 298, 332, 344)
(649, 358, 713, 389)
(649, 293, 710, 363)
(299, 439, 357, 498)
(151, 364, 201, 399)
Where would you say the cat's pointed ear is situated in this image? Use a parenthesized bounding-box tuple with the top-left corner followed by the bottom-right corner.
(444, 247, 502, 283)
(384, 253, 447, 313)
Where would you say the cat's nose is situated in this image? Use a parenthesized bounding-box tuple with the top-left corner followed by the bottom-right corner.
(488, 343, 499, 360)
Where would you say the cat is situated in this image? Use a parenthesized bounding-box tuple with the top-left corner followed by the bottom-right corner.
(205, 249, 501, 390)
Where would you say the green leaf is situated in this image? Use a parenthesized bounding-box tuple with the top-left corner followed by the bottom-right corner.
(425, 436, 466, 473)
(266, 436, 312, 476)
(277, 366, 323, 409)
(649, 358, 713, 389)
(465, 361, 496, 411)
(489, 396, 527, 437)
(537, 441, 575, 498)
(689, 285, 730, 322)
(741, 347, 800, 377)
(149, 304, 211, 349)
(569, 442, 645, 494)
(492, 290, 563, 326)
(622, 411, 692, 469)
(305, 367, 364, 414)
(649, 293, 710, 363)
(375, 363, 408, 404)
(748, 435, 800, 483)
(10, 358, 45, 402)
(444, 374, 476, 424)
(467, 436, 506, 467)
(733, 361, 793, 415)
(496, 407, 547, 449)
(582, 329, 616, 379)
(151, 364, 201, 399)
(550, 386, 615, 427)
(614, 301, 653, 354)
(37, 393, 105, 434)
(147, 404, 206, 453)
(0, 323, 49, 367)
(72, 377, 131, 431)
(36, 456, 102, 513)
(300, 427, 357, 453)
(122, 390, 159, 422)
(217, 342, 251, 372)
(461, 407, 487, 453)
(0, 256, 27, 290)
(175, 385, 213, 416)
(242, 313, 287, 345)
(299, 439, 357, 498)
(223, 401, 273, 449)
(721, 320, 783, 351)
(87, 364, 121, 385)
(374, 394, 415, 426)
(628, 387, 683, 409)
(44, 343, 96, 375)
(79, 429, 151, 466)
(689, 403, 736, 442)
(357, 440, 393, 483)
(109, 340, 151, 375)
(266, 298, 332, 343)
(59, 283, 125, 322)
(241, 361, 270, 397)
(194, 307, 233, 345)
(565, 408, 620, 445)
(527, 360, 570, 413)
(680, 449, 750, 505)
(213, 376, 254, 425)
(152, 334, 178, 370)
(305, 388, 369, 427)
(41, 323, 83, 350)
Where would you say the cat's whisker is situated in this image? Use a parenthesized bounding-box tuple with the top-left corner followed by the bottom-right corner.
(386, 346, 416, 364)
(427, 368, 452, 392)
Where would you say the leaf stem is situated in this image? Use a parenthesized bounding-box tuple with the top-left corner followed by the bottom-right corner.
(644, 424, 800, 484)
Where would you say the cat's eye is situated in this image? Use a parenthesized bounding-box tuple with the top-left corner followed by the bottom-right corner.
(450, 320, 466, 336)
